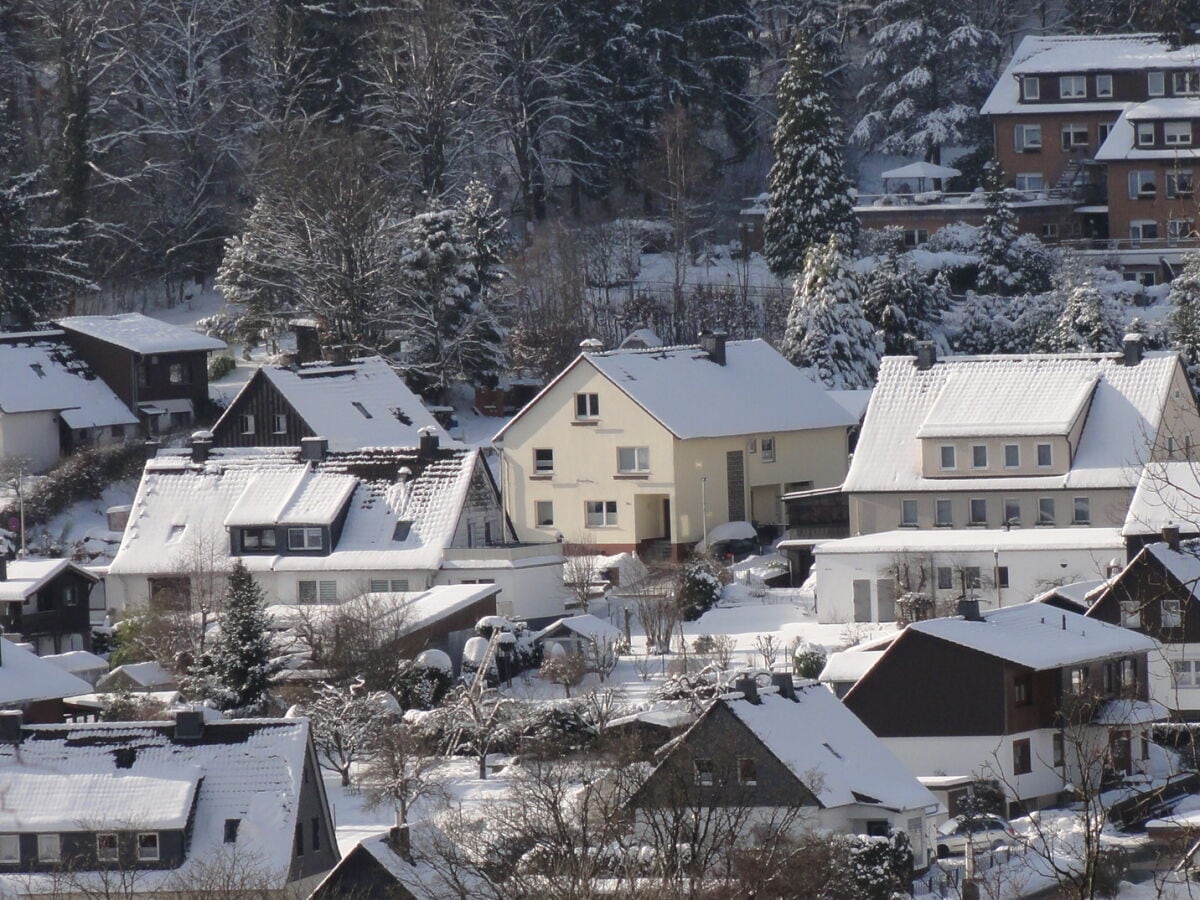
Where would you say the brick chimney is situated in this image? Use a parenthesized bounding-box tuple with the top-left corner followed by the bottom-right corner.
(771, 671, 797, 701)
(957, 598, 983, 621)
(190, 431, 213, 464)
(698, 331, 727, 366)
(1164, 524, 1182, 551)
(914, 341, 937, 371)
(1123, 333, 1145, 366)
(734, 674, 760, 704)
(418, 426, 440, 460)
(300, 436, 329, 462)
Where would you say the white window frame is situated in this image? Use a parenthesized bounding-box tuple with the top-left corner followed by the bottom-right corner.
(969, 498, 987, 526)
(1072, 496, 1090, 524)
(902, 228, 929, 247)
(1059, 74, 1086, 98)
(940, 445, 956, 470)
(1164, 597, 1184, 628)
(0, 834, 18, 863)
(574, 392, 600, 419)
(239, 413, 255, 435)
(535, 499, 554, 527)
(936, 567, 953, 591)
(1022, 76, 1040, 100)
(137, 833, 159, 862)
(272, 413, 287, 435)
(972, 444, 988, 469)
(585, 500, 617, 528)
(1173, 658, 1195, 686)
(36, 834, 61, 862)
(1015, 173, 1045, 192)
(1149, 71, 1166, 96)
(935, 498, 953, 527)
(1173, 70, 1200, 95)
(1131, 219, 1159, 242)
(1166, 121, 1193, 145)
(1168, 170, 1195, 198)
(1036, 443, 1053, 467)
(1136, 122, 1156, 147)
(617, 446, 650, 473)
(1096, 73, 1113, 97)
(1004, 498, 1021, 525)
(1041, 222, 1059, 239)
(533, 448, 554, 473)
(760, 437, 776, 463)
(1061, 123, 1088, 148)
(1014, 123, 1042, 152)
(1037, 497, 1056, 526)
(901, 499, 918, 526)
(287, 527, 323, 551)
(1169, 219, 1193, 243)
(1098, 121, 1116, 144)
(1004, 444, 1020, 468)
(1120, 600, 1142, 629)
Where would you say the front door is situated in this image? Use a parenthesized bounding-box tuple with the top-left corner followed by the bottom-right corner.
(853, 580, 872, 622)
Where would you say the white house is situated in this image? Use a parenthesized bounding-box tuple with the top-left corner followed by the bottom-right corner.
(812, 527, 1125, 623)
(105, 438, 569, 623)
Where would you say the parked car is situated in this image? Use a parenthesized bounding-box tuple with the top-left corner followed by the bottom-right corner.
(708, 535, 762, 564)
(935, 814, 1020, 858)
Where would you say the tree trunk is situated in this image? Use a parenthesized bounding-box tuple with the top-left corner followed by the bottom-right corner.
(340, 765, 351, 787)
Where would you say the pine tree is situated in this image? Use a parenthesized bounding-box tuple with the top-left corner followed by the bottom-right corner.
(975, 162, 1053, 297)
(852, 0, 1000, 163)
(1039, 281, 1123, 353)
(1169, 252, 1200, 391)
(782, 238, 880, 389)
(187, 561, 279, 715)
(764, 37, 857, 277)
(862, 246, 932, 355)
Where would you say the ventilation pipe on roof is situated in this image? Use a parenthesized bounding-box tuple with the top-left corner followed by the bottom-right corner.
(189, 431, 213, 464)
(388, 824, 412, 862)
(290, 320, 321, 364)
(144, 440, 162, 461)
(326, 344, 350, 366)
(734, 674, 760, 704)
(771, 671, 797, 701)
(914, 341, 937, 371)
(1164, 524, 1182, 551)
(418, 426, 440, 460)
(0, 711, 22, 743)
(698, 330, 727, 366)
(174, 709, 204, 740)
(1123, 333, 1145, 366)
(301, 436, 328, 462)
(957, 598, 983, 621)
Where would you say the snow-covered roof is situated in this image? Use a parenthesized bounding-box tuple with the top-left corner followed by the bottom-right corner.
(319, 826, 492, 900)
(1143, 540, 1200, 599)
(495, 339, 856, 442)
(819, 648, 886, 684)
(916, 369, 1097, 438)
(982, 34, 1193, 115)
(828, 388, 873, 422)
(815, 527, 1125, 556)
(358, 583, 500, 634)
(0, 558, 96, 602)
(881, 162, 961, 180)
(1096, 104, 1200, 161)
(618, 328, 664, 349)
(1123, 461, 1200, 536)
(40, 650, 109, 675)
(0, 340, 138, 428)
(224, 466, 358, 527)
(844, 352, 1183, 493)
(56, 313, 227, 354)
(109, 446, 484, 577)
(720, 686, 935, 812)
(216, 357, 448, 452)
(694, 520, 757, 553)
(0, 718, 317, 892)
(908, 602, 1155, 670)
(0, 638, 94, 705)
(97, 660, 177, 690)
(1034, 579, 1110, 611)
(535, 613, 622, 644)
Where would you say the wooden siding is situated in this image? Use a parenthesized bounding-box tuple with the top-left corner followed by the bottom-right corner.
(61, 330, 211, 412)
(1089, 549, 1200, 643)
(211, 369, 315, 448)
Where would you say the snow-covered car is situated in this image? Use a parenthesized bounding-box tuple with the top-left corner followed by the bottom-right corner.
(708, 535, 762, 564)
(935, 814, 1020, 858)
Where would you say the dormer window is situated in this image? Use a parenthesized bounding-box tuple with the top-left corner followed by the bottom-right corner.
(1136, 122, 1155, 146)
(1173, 71, 1200, 95)
(1149, 71, 1166, 96)
(1059, 75, 1086, 98)
(1096, 73, 1113, 97)
(1021, 76, 1039, 100)
(137, 833, 159, 861)
(97, 833, 119, 860)
(243, 528, 277, 551)
(971, 445, 987, 468)
(1166, 121, 1192, 145)
(288, 527, 323, 550)
(940, 446, 956, 470)
(0, 834, 17, 863)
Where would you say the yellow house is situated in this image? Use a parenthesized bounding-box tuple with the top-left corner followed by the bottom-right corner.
(493, 335, 857, 559)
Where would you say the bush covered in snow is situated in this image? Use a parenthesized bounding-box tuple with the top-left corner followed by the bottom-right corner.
(677, 557, 725, 621)
(792, 643, 827, 679)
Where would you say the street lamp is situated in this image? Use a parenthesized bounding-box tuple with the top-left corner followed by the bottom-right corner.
(700, 475, 709, 548)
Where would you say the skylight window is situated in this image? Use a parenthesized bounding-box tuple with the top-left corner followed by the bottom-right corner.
(352, 401, 373, 419)
(392, 520, 413, 541)
(28, 363, 44, 378)
(167, 524, 186, 543)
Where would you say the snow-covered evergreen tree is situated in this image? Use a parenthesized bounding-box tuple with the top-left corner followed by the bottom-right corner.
(764, 37, 857, 277)
(1039, 280, 1123, 353)
(954, 293, 1015, 355)
(975, 162, 1054, 297)
(852, 0, 1000, 163)
(186, 561, 279, 715)
(862, 246, 932, 355)
(782, 238, 880, 389)
(1169, 252, 1200, 390)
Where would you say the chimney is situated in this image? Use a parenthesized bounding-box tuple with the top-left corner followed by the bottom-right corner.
(300, 436, 328, 462)
(190, 431, 213, 464)
(276, 351, 298, 369)
(388, 824, 412, 861)
(1123, 333, 1145, 366)
(771, 671, 797, 701)
(290, 320, 321, 365)
(174, 709, 204, 740)
(1164, 524, 1182, 552)
(418, 426, 440, 459)
(957, 598, 983, 621)
(579, 338, 603, 353)
(0, 711, 23, 744)
(734, 674, 760, 704)
(915, 341, 937, 371)
(326, 344, 349, 366)
(698, 330, 727, 366)
(144, 440, 161, 461)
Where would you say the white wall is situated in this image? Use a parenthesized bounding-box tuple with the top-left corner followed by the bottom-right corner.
(0, 410, 62, 472)
(435, 557, 570, 623)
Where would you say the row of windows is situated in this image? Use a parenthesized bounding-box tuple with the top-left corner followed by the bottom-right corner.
(1065, 658, 1138, 695)
(1128, 219, 1196, 243)
(0, 832, 159, 864)
(1126, 169, 1195, 200)
(1021, 71, 1200, 102)
(693, 757, 757, 786)
(1014, 122, 1118, 154)
(534, 440, 777, 477)
(295, 577, 415, 603)
(901, 496, 1090, 527)
(138, 363, 192, 388)
(294, 818, 322, 857)
(938, 442, 1053, 471)
(242, 527, 323, 551)
(534, 500, 626, 528)
(239, 413, 289, 435)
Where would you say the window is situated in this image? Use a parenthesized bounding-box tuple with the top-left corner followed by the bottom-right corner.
(1126, 270, 1158, 287)
(1014, 123, 1042, 151)
(760, 437, 776, 463)
(1169, 219, 1193, 243)
(0, 835, 16, 863)
(1013, 738, 1032, 775)
(533, 448, 554, 473)
(998, 566, 1010, 589)
(312, 818, 321, 851)
(168, 363, 190, 385)
(1014, 674, 1032, 706)
(351, 401, 373, 419)
(1004, 444, 1020, 468)
(969, 498, 987, 525)
(288, 527, 323, 550)
(1136, 122, 1155, 146)
(97, 833, 119, 860)
(1166, 121, 1193, 145)
(618, 446, 650, 473)
(1072, 497, 1090, 524)
(972, 445, 988, 468)
(1168, 170, 1194, 197)
(1099, 121, 1116, 143)
(224, 819, 240, 844)
(694, 758, 714, 786)
(1131, 220, 1159, 241)
(1004, 498, 1021, 525)
(1121, 657, 1136, 688)
(575, 393, 599, 419)
(294, 823, 304, 857)
(1173, 659, 1197, 687)
(242, 528, 276, 551)
(1120, 600, 1142, 628)
(963, 567, 982, 590)
(62, 585, 78, 607)
(137, 833, 159, 862)
(1103, 661, 1116, 694)
(35, 834, 60, 862)
(1061, 123, 1088, 148)
(1163, 597, 1183, 628)
(1037, 497, 1056, 525)
(1149, 71, 1166, 96)
(585, 500, 617, 527)
(1022, 76, 1040, 100)
(1053, 732, 1065, 767)
(239, 413, 255, 435)
(1096, 73, 1113, 97)
(1037, 443, 1053, 467)
(297, 580, 337, 603)
(392, 520, 412, 541)
(1059, 75, 1086, 98)
(318, 580, 337, 603)
(535, 500, 554, 527)
(272, 414, 287, 434)
(935, 498, 953, 526)
(1174, 70, 1200, 94)
(1069, 666, 1087, 694)
(902, 228, 929, 247)
(936, 567, 953, 590)
(940, 445, 956, 469)
(901, 499, 918, 526)
(1129, 170, 1157, 198)
(1041, 222, 1059, 239)
(738, 757, 758, 786)
(1015, 173, 1045, 192)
